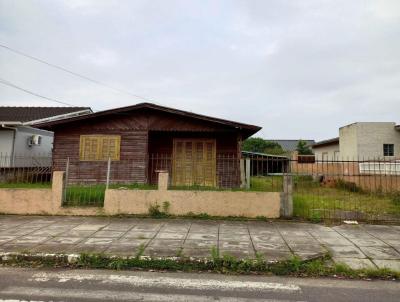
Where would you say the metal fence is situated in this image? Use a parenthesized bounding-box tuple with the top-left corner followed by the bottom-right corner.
(0, 154, 52, 186)
(290, 158, 400, 223)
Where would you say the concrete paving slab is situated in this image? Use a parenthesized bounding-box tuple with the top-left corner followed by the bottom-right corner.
(83, 238, 115, 245)
(373, 259, 400, 271)
(0, 215, 398, 265)
(250, 235, 285, 244)
(315, 237, 354, 246)
(284, 236, 320, 245)
(252, 242, 289, 251)
(155, 232, 187, 240)
(102, 224, 134, 232)
(31, 244, 76, 254)
(104, 245, 140, 256)
(148, 239, 184, 248)
(359, 246, 400, 260)
(0, 236, 17, 244)
(348, 237, 389, 247)
(326, 245, 366, 259)
(92, 230, 125, 238)
(130, 224, 163, 232)
(142, 247, 181, 258)
(45, 237, 83, 245)
(29, 229, 66, 236)
(183, 240, 217, 249)
(13, 236, 50, 244)
(122, 231, 156, 239)
(72, 224, 107, 231)
(113, 238, 149, 247)
(219, 241, 253, 250)
(287, 243, 327, 253)
(186, 233, 218, 240)
(219, 233, 251, 242)
(333, 257, 377, 270)
(72, 244, 110, 254)
(60, 230, 97, 238)
(181, 248, 213, 259)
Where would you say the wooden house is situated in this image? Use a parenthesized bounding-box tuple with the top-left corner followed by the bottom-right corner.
(36, 103, 261, 187)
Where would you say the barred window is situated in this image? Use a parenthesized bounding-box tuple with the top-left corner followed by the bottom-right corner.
(383, 144, 394, 157)
(79, 135, 121, 161)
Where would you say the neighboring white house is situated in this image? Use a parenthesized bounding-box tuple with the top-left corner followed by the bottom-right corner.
(313, 122, 400, 161)
(0, 106, 92, 167)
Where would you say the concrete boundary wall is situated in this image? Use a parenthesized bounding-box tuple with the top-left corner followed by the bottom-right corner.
(0, 171, 284, 218)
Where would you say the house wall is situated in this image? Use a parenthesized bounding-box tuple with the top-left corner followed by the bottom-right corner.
(356, 122, 400, 160)
(0, 127, 53, 167)
(0, 130, 14, 156)
(51, 109, 241, 185)
(339, 122, 400, 160)
(313, 144, 340, 160)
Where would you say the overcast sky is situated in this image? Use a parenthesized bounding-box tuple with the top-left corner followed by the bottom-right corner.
(0, 0, 399, 140)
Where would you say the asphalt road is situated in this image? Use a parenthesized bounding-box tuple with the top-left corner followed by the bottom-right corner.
(0, 267, 398, 302)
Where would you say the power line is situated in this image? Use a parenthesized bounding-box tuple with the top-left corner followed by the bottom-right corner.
(0, 78, 76, 106)
(0, 43, 155, 103)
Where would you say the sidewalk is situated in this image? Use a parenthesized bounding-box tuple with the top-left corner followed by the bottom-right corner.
(0, 215, 399, 271)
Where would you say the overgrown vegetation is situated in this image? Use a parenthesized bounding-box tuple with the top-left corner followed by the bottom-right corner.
(148, 201, 171, 218)
(0, 182, 51, 189)
(63, 183, 157, 207)
(1, 251, 399, 280)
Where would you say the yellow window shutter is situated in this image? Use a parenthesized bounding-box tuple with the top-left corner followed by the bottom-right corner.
(79, 135, 121, 161)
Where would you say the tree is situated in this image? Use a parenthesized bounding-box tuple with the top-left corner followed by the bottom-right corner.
(242, 137, 285, 155)
(296, 140, 313, 155)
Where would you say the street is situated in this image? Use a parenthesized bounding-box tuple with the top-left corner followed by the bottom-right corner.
(0, 267, 398, 302)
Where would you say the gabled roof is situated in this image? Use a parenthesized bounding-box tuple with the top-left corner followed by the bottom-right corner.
(266, 139, 315, 152)
(312, 137, 339, 148)
(0, 106, 91, 123)
(35, 102, 262, 137)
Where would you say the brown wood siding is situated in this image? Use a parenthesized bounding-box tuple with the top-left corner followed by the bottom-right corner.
(53, 129, 148, 184)
(51, 109, 242, 187)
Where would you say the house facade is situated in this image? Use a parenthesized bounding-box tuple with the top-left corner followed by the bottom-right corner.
(313, 122, 400, 160)
(0, 106, 91, 167)
(36, 103, 261, 187)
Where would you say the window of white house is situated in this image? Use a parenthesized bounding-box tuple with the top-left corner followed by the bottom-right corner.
(334, 151, 340, 160)
(383, 144, 394, 156)
(322, 152, 328, 161)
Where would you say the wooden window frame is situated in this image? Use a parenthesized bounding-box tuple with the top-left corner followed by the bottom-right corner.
(79, 135, 121, 161)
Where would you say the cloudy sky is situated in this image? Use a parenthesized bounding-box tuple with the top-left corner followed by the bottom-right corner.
(0, 0, 399, 140)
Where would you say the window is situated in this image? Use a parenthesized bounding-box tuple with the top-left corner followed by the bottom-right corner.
(383, 144, 394, 157)
(322, 152, 328, 161)
(79, 135, 121, 161)
(334, 151, 340, 160)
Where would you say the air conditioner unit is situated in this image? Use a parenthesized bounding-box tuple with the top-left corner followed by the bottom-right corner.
(27, 135, 42, 146)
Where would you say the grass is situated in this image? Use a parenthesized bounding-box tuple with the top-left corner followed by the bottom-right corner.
(1, 251, 399, 280)
(0, 182, 51, 189)
(63, 183, 157, 207)
(292, 180, 400, 221)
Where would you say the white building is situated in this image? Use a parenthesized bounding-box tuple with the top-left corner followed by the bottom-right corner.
(313, 122, 400, 161)
(0, 106, 92, 167)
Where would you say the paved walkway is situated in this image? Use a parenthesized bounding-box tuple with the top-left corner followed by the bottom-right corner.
(0, 216, 399, 271)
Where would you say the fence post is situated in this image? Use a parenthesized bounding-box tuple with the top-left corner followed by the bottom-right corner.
(281, 174, 293, 217)
(106, 157, 111, 190)
(63, 157, 69, 203)
(245, 158, 251, 189)
(240, 158, 246, 188)
(157, 170, 169, 191)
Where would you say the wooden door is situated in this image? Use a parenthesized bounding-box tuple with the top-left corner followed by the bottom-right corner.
(172, 139, 216, 186)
